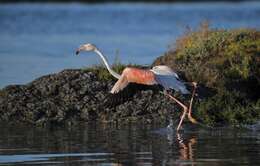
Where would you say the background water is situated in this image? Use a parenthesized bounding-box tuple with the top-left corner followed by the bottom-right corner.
(1, 2, 260, 87)
(0, 122, 260, 165)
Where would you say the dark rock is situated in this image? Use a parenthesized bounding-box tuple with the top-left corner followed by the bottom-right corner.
(0, 69, 185, 126)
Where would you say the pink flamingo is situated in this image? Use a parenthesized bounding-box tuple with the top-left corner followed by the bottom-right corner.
(76, 43, 198, 130)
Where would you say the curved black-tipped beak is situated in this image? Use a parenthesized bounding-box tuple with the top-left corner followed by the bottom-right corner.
(75, 50, 80, 55)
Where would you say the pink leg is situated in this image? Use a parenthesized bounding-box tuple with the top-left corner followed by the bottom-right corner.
(187, 82, 198, 124)
(165, 92, 188, 131)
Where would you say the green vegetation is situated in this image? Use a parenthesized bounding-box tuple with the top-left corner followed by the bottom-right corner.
(0, 90, 6, 97)
(153, 23, 260, 126)
(83, 63, 125, 81)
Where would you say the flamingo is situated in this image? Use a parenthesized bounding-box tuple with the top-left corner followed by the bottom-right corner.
(76, 43, 198, 130)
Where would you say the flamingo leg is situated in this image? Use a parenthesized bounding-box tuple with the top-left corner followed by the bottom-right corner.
(165, 92, 188, 131)
(187, 82, 198, 124)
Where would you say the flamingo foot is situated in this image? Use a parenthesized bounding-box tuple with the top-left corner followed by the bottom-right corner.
(188, 114, 198, 124)
(191, 82, 197, 87)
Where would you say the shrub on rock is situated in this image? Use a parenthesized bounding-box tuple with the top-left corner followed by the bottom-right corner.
(153, 25, 260, 126)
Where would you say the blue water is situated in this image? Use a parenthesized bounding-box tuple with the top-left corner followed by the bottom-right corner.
(1, 2, 260, 87)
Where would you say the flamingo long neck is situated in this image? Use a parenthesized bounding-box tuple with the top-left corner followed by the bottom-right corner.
(94, 49, 121, 79)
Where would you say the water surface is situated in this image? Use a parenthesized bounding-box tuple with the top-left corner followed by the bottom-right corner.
(0, 123, 259, 165)
(1, 2, 260, 87)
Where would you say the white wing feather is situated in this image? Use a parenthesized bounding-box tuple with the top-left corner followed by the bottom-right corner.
(151, 65, 179, 78)
(151, 65, 190, 94)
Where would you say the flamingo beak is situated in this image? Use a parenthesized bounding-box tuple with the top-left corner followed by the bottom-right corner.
(75, 49, 80, 55)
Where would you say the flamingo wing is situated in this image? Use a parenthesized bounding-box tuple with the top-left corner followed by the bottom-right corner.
(106, 83, 160, 106)
(155, 74, 190, 94)
(110, 76, 129, 94)
(151, 65, 189, 94)
(151, 65, 179, 78)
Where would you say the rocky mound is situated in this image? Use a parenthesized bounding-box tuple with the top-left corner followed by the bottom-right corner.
(0, 69, 181, 126)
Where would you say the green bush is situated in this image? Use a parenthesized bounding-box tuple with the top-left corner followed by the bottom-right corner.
(153, 24, 260, 126)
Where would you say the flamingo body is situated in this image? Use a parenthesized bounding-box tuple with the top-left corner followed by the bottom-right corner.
(124, 68, 156, 85)
(110, 67, 157, 94)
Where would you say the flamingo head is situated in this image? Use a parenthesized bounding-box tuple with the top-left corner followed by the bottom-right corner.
(76, 43, 97, 55)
